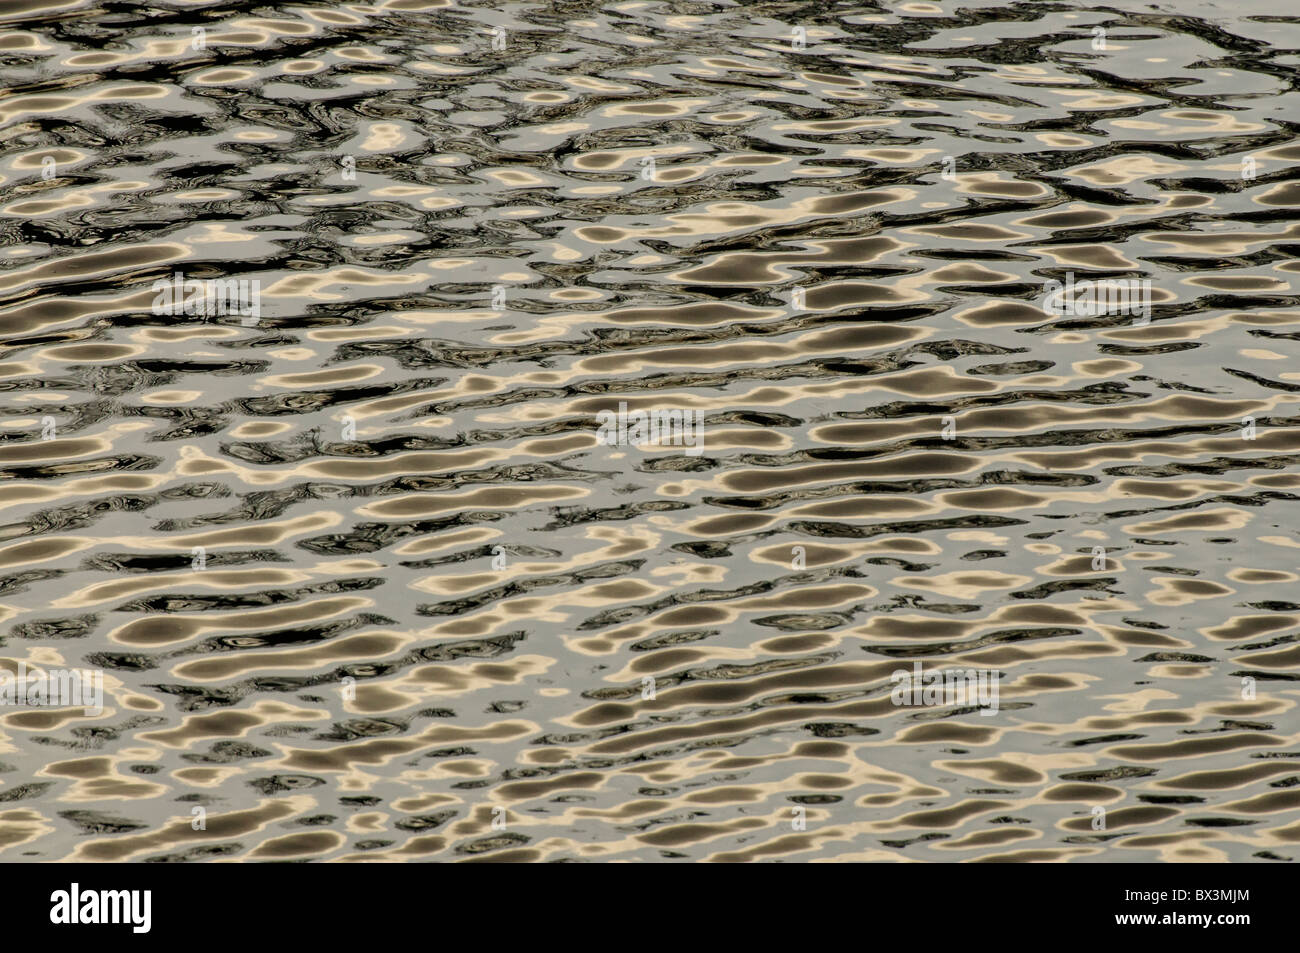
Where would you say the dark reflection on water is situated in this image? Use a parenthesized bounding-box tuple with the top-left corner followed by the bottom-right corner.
(0, 0, 1297, 862)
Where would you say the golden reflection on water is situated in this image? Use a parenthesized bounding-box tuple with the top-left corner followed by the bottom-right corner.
(0, 0, 1297, 863)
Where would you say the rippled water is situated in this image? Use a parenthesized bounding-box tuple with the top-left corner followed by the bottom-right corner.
(1, 0, 1298, 863)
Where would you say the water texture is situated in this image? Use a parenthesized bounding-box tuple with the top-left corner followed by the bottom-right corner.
(0, 0, 1298, 863)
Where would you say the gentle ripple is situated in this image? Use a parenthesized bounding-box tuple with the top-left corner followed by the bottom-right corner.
(0, 0, 1298, 862)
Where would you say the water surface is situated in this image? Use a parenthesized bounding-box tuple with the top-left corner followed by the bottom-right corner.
(0, 0, 1298, 862)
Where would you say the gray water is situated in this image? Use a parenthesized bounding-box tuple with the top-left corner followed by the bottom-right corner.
(0, 0, 1298, 863)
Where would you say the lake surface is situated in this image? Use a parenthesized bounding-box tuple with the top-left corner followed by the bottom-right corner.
(0, 0, 1298, 862)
